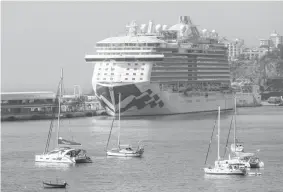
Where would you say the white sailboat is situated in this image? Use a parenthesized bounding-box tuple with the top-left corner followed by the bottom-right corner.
(106, 93, 144, 157)
(35, 69, 92, 164)
(204, 106, 247, 175)
(230, 96, 264, 168)
(231, 96, 245, 153)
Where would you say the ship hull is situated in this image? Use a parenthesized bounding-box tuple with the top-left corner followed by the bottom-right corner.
(93, 82, 234, 116)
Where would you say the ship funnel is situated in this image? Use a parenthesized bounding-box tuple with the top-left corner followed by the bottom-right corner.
(140, 24, 147, 33)
(147, 20, 153, 34)
(155, 24, 162, 33)
(179, 16, 189, 24)
(162, 25, 168, 31)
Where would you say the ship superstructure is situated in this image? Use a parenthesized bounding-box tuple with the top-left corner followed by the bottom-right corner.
(85, 16, 234, 116)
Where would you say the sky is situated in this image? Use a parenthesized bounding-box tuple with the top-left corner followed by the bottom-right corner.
(1, 1, 283, 93)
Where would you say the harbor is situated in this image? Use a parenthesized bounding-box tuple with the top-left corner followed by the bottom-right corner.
(1, 106, 282, 191)
(2, 1, 283, 192)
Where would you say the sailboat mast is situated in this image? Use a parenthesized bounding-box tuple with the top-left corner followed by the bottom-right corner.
(234, 96, 237, 152)
(217, 106, 220, 160)
(117, 93, 121, 149)
(57, 68, 63, 149)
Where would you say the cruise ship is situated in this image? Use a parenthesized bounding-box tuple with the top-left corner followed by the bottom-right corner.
(85, 16, 234, 116)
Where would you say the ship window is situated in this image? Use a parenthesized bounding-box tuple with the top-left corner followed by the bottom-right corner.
(113, 63, 116, 66)
(111, 68, 115, 71)
(135, 63, 138, 65)
(125, 78, 128, 80)
(140, 78, 143, 80)
(143, 63, 145, 65)
(126, 73, 129, 75)
(134, 68, 137, 70)
(111, 73, 114, 75)
(127, 68, 130, 70)
(104, 73, 107, 75)
(141, 73, 144, 75)
(103, 78, 106, 80)
(97, 73, 100, 75)
(132, 78, 135, 80)
(99, 68, 101, 70)
(128, 63, 131, 66)
(105, 68, 108, 70)
(110, 78, 113, 80)
(97, 78, 100, 80)
(141, 68, 144, 70)
(133, 73, 136, 75)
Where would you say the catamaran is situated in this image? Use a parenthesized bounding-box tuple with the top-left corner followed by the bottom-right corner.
(106, 93, 144, 157)
(35, 69, 92, 164)
(204, 106, 247, 175)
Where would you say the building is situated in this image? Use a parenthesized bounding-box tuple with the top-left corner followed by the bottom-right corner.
(260, 30, 283, 49)
(269, 30, 283, 48)
(221, 38, 245, 61)
(259, 39, 271, 47)
(241, 47, 268, 60)
(1, 92, 57, 118)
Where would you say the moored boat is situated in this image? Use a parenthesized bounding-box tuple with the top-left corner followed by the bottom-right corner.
(106, 93, 144, 157)
(204, 106, 247, 175)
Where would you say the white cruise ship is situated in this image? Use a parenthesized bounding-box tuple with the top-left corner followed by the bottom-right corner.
(85, 16, 234, 116)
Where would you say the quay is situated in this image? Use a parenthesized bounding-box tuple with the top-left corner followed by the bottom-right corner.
(1, 91, 106, 121)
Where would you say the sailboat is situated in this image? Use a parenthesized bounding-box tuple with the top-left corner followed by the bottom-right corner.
(35, 69, 92, 164)
(204, 106, 247, 175)
(106, 93, 144, 157)
(230, 96, 245, 153)
(230, 96, 264, 168)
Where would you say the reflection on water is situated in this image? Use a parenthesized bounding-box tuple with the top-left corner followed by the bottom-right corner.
(34, 162, 75, 171)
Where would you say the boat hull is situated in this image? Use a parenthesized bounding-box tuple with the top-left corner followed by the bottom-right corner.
(106, 150, 143, 157)
(204, 168, 246, 175)
(43, 182, 67, 189)
(94, 82, 234, 116)
(35, 155, 76, 164)
(75, 156, 92, 163)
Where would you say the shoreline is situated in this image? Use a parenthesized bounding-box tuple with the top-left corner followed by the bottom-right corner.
(1, 110, 107, 122)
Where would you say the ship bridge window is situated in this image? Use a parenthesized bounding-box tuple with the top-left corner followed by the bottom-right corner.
(125, 78, 128, 80)
(104, 73, 107, 75)
(134, 68, 137, 70)
(140, 78, 143, 80)
(141, 73, 144, 75)
(133, 73, 136, 75)
(135, 63, 138, 65)
(128, 63, 131, 66)
(143, 63, 145, 65)
(132, 78, 135, 80)
(127, 68, 130, 70)
(126, 73, 129, 75)
(111, 73, 114, 75)
(141, 68, 144, 70)
(103, 78, 106, 80)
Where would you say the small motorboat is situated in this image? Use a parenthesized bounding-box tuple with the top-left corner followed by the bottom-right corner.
(42, 180, 68, 189)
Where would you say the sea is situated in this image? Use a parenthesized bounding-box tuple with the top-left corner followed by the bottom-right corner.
(1, 106, 283, 192)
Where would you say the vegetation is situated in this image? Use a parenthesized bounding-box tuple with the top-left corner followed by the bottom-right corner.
(230, 48, 283, 85)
